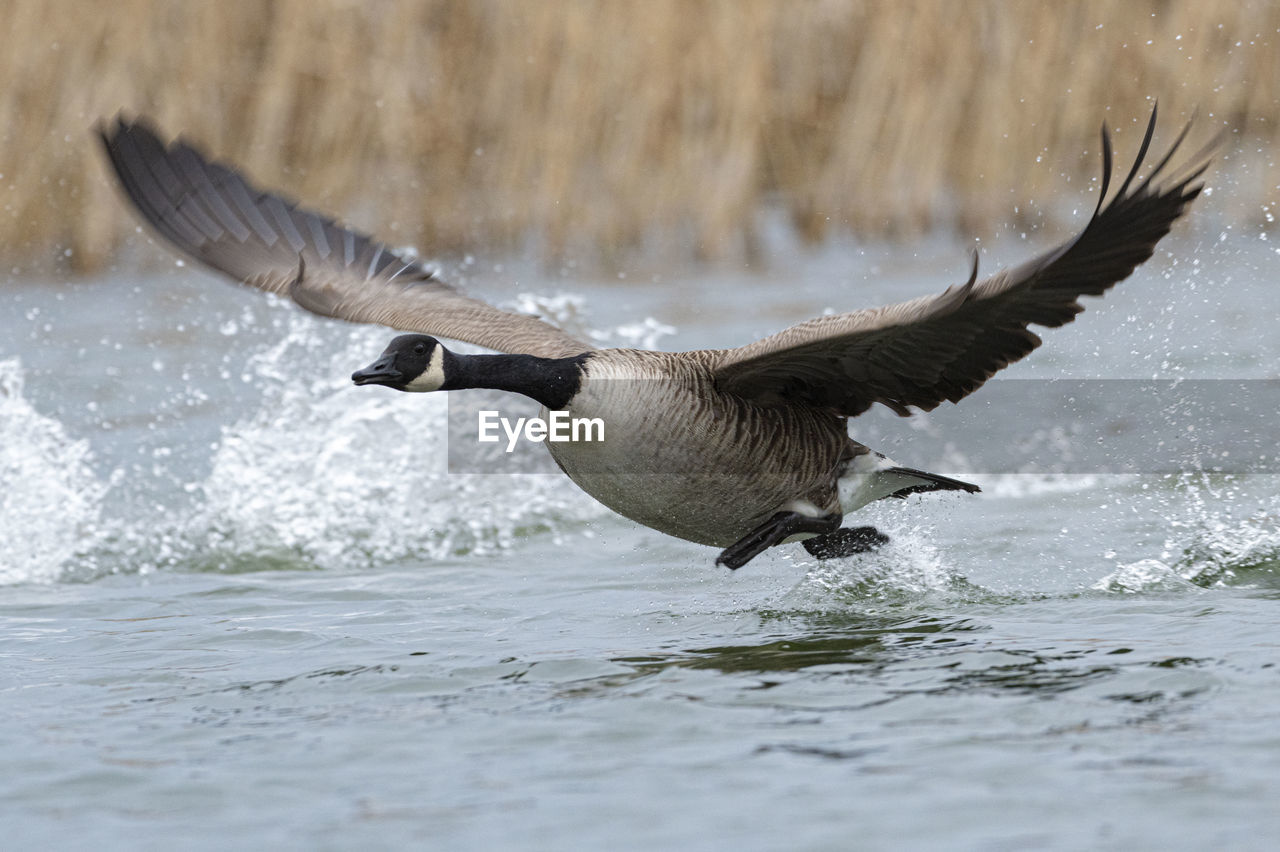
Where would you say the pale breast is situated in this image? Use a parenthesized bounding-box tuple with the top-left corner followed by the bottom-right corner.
(546, 350, 851, 546)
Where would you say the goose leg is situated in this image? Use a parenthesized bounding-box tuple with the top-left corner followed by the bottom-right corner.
(802, 526, 889, 559)
(716, 511, 841, 570)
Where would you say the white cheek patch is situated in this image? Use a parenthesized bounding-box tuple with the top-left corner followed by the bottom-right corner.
(405, 347, 446, 392)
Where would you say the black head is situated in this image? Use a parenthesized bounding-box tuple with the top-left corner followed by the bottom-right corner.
(351, 334, 446, 392)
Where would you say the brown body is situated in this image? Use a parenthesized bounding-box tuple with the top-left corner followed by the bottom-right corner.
(551, 349, 855, 546)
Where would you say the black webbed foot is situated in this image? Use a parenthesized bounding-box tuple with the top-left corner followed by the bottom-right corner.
(801, 526, 889, 560)
(716, 511, 841, 570)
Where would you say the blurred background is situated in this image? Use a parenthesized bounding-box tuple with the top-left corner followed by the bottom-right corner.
(2, 0, 1277, 275)
(8, 7, 1280, 847)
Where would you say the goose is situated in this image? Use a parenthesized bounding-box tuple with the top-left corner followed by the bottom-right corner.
(97, 109, 1213, 569)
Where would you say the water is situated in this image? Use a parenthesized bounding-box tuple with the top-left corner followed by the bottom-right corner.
(4, 229, 1280, 850)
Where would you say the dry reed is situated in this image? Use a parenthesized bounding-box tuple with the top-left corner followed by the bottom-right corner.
(1, 0, 1276, 274)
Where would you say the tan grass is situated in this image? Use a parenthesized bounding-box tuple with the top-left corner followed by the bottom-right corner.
(1, 0, 1275, 273)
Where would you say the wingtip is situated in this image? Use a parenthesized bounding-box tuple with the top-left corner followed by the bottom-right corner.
(1094, 122, 1114, 216)
(1113, 105, 1160, 200)
(93, 111, 129, 147)
(97, 112, 169, 148)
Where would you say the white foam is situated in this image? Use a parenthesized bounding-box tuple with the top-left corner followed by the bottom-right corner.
(965, 473, 1108, 499)
(1093, 475, 1280, 592)
(0, 359, 107, 584)
(185, 315, 607, 571)
(1166, 511, 1280, 587)
(1091, 558, 1200, 594)
(588, 316, 677, 350)
(778, 523, 961, 604)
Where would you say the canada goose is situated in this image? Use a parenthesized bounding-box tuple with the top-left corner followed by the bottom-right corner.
(98, 109, 1212, 569)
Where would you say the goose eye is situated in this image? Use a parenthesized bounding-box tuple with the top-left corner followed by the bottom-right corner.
(414, 344, 426, 355)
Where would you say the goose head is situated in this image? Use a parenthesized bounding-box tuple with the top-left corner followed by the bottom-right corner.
(351, 334, 446, 392)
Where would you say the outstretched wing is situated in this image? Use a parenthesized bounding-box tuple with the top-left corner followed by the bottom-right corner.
(97, 115, 592, 359)
(712, 107, 1214, 415)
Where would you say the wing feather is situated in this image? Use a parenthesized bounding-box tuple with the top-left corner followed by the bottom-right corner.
(712, 106, 1215, 416)
(97, 115, 592, 359)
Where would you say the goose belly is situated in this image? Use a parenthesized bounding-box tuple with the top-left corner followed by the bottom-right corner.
(545, 374, 846, 547)
(555, 464, 784, 548)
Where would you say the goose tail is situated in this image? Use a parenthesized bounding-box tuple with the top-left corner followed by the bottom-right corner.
(883, 466, 980, 498)
(838, 451, 980, 513)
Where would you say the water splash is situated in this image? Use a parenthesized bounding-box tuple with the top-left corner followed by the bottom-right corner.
(0, 358, 108, 583)
(1171, 511, 1280, 586)
(168, 314, 607, 572)
(589, 316, 677, 350)
(777, 523, 969, 606)
(1091, 558, 1205, 594)
(969, 473, 1107, 498)
(3, 304, 613, 582)
(507, 292, 591, 340)
(1093, 474, 1280, 592)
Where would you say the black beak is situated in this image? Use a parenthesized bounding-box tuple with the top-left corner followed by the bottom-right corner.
(351, 355, 403, 387)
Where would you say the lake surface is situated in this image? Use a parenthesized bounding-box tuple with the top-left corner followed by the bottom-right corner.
(4, 225, 1280, 850)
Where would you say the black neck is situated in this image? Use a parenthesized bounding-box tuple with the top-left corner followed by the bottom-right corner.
(440, 351, 588, 409)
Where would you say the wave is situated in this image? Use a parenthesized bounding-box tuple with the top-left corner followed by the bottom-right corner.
(1093, 475, 1280, 593)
